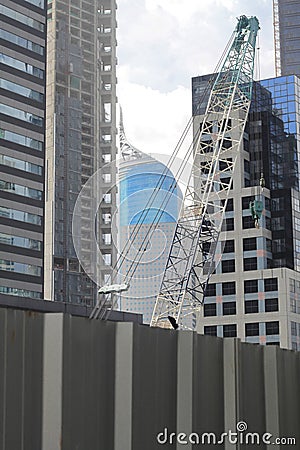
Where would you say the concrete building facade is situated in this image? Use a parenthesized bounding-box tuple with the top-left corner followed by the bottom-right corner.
(45, 0, 117, 305)
(192, 74, 300, 350)
(0, 0, 47, 300)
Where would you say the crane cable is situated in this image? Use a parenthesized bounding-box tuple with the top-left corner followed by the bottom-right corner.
(110, 31, 236, 285)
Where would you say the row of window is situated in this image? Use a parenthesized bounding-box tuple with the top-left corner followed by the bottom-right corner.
(0, 5, 45, 32)
(204, 298, 278, 317)
(0, 180, 42, 200)
(0, 232, 41, 250)
(0, 53, 44, 79)
(0, 154, 42, 175)
(0, 29, 44, 55)
(0, 128, 43, 151)
(0, 260, 41, 276)
(204, 321, 280, 337)
(220, 257, 272, 273)
(0, 286, 41, 298)
(221, 237, 271, 253)
(0, 104, 43, 127)
(0, 207, 42, 225)
(206, 278, 278, 296)
(0, 78, 44, 103)
(24, 0, 45, 8)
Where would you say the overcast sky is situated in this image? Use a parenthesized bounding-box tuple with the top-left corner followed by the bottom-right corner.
(116, 0, 275, 156)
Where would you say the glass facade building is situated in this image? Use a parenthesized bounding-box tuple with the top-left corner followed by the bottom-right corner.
(118, 125, 181, 323)
(0, 0, 47, 300)
(192, 73, 300, 350)
(274, 0, 300, 77)
(44, 0, 117, 305)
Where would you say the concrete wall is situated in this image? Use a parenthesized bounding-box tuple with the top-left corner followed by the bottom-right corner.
(0, 308, 299, 449)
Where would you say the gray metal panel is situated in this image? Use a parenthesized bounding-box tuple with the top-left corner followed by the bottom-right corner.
(238, 342, 266, 439)
(277, 348, 300, 443)
(132, 325, 177, 450)
(193, 334, 225, 438)
(4, 309, 24, 449)
(23, 311, 43, 450)
(42, 313, 64, 450)
(114, 322, 133, 450)
(0, 310, 6, 450)
(61, 315, 116, 450)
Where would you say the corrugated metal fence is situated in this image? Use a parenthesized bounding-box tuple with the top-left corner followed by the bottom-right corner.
(0, 308, 299, 449)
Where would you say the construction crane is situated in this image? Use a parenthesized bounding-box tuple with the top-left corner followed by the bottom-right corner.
(150, 15, 260, 330)
(90, 15, 260, 326)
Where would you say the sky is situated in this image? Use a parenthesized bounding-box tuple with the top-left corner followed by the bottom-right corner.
(116, 0, 275, 156)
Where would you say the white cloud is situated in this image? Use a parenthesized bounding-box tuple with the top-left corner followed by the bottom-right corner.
(117, 0, 275, 157)
(118, 66, 191, 156)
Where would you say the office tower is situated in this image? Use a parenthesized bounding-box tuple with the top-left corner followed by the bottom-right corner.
(274, 0, 300, 76)
(192, 74, 300, 350)
(118, 116, 181, 323)
(0, 0, 47, 299)
(45, 0, 117, 304)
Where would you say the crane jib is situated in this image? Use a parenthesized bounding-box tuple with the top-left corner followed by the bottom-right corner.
(150, 15, 260, 330)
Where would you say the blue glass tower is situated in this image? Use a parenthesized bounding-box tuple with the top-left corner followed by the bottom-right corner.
(118, 112, 181, 323)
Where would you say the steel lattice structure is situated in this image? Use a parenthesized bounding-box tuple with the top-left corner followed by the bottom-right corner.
(150, 15, 260, 330)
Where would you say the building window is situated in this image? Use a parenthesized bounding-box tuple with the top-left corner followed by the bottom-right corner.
(204, 325, 217, 336)
(242, 216, 254, 229)
(243, 237, 257, 251)
(244, 279, 258, 293)
(203, 303, 216, 317)
(223, 324, 236, 337)
(245, 322, 259, 336)
(242, 196, 254, 209)
(0, 29, 44, 55)
(244, 257, 257, 271)
(204, 283, 216, 297)
(0, 104, 43, 127)
(221, 259, 235, 273)
(264, 278, 278, 292)
(222, 218, 234, 231)
(0, 207, 41, 225)
(223, 302, 236, 315)
(0, 129, 43, 151)
(103, 173, 111, 183)
(0, 53, 44, 79)
(0, 260, 41, 276)
(265, 298, 278, 312)
(0, 154, 42, 175)
(0, 233, 41, 250)
(223, 240, 235, 253)
(0, 286, 41, 298)
(266, 342, 280, 347)
(0, 180, 42, 200)
(266, 321, 279, 335)
(245, 300, 259, 314)
(291, 321, 297, 336)
(222, 198, 234, 211)
(0, 79, 44, 103)
(222, 281, 236, 295)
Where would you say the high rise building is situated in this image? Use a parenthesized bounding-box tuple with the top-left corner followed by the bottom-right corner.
(118, 116, 181, 323)
(274, 0, 300, 76)
(0, 0, 47, 299)
(192, 73, 300, 350)
(45, 0, 117, 304)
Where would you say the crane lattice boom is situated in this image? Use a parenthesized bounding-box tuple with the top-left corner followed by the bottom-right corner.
(150, 15, 260, 330)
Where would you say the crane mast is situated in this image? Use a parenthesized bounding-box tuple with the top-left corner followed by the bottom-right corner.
(150, 15, 260, 330)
